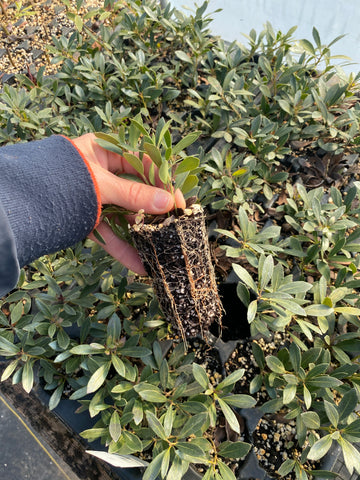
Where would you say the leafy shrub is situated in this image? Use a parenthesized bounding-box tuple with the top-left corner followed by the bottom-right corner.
(1, 1, 360, 479)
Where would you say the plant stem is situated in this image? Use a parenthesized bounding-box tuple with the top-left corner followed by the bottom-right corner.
(6, 47, 16, 68)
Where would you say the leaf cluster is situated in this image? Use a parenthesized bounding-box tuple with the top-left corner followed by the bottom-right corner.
(1, 1, 360, 479)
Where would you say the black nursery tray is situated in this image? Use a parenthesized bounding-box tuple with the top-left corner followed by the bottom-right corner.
(0, 359, 120, 480)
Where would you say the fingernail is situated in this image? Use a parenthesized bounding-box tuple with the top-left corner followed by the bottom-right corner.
(153, 191, 171, 211)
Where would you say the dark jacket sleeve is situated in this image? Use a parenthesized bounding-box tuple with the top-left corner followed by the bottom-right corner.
(0, 135, 101, 298)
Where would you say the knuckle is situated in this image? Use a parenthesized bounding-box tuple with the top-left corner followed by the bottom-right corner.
(128, 181, 145, 209)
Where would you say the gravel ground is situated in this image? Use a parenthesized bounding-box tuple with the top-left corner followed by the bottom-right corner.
(0, 0, 101, 82)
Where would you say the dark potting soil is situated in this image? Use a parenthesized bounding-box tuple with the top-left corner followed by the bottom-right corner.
(224, 332, 291, 404)
(188, 336, 224, 384)
(250, 415, 320, 480)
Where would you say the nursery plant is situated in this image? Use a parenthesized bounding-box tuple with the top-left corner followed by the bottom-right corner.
(96, 115, 223, 342)
(1, 1, 360, 479)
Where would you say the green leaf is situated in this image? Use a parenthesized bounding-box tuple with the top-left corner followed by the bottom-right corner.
(266, 355, 286, 374)
(0, 336, 20, 355)
(161, 447, 171, 478)
(308, 434, 333, 461)
(181, 174, 198, 194)
(132, 399, 143, 425)
(221, 394, 256, 409)
(119, 346, 151, 358)
(111, 354, 126, 377)
(179, 412, 208, 438)
(87, 362, 111, 394)
(232, 263, 258, 293)
(236, 283, 250, 307)
(324, 400, 339, 428)
(167, 453, 189, 480)
(159, 359, 169, 389)
(208, 76, 223, 94)
(109, 410, 122, 442)
(343, 419, 360, 438)
(299, 38, 316, 55)
(107, 313, 121, 344)
(81, 428, 108, 441)
(270, 298, 306, 316)
(238, 206, 249, 238)
(304, 385, 312, 409)
(1, 359, 19, 381)
(312, 27, 321, 48)
(143, 142, 162, 168)
(134, 383, 168, 403)
(252, 342, 265, 370)
(172, 132, 201, 155)
(301, 411, 321, 429)
(278, 458, 296, 476)
(334, 306, 360, 315)
(145, 410, 167, 440)
(10, 301, 24, 324)
(175, 156, 200, 175)
(192, 363, 209, 390)
(95, 138, 124, 156)
(289, 342, 301, 372)
(57, 328, 70, 349)
(22, 361, 34, 394)
(130, 118, 149, 136)
(218, 460, 237, 480)
(260, 255, 274, 290)
(218, 397, 240, 434)
(337, 436, 360, 475)
(111, 382, 133, 394)
(217, 369, 245, 390)
(305, 304, 334, 316)
(278, 282, 312, 295)
(158, 160, 170, 185)
(218, 441, 251, 459)
(306, 376, 342, 389)
(283, 384, 297, 404)
(176, 442, 205, 460)
(121, 431, 143, 452)
(247, 299, 257, 323)
(74, 14, 83, 31)
(278, 99, 292, 114)
(143, 450, 167, 480)
(163, 405, 174, 437)
(86, 451, 148, 468)
(70, 344, 105, 355)
(123, 152, 145, 177)
(175, 50, 193, 64)
(49, 384, 64, 410)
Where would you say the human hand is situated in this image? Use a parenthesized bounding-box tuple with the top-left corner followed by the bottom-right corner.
(71, 133, 186, 274)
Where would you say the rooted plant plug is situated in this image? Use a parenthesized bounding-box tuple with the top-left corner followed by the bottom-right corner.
(96, 116, 223, 341)
(131, 203, 223, 340)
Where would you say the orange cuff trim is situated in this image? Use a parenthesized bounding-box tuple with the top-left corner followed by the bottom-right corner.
(60, 135, 102, 228)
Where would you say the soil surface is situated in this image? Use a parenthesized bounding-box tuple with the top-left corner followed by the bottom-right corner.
(0, 0, 101, 82)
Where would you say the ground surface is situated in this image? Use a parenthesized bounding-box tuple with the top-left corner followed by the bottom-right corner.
(0, 362, 121, 480)
(0, 0, 101, 82)
(0, 393, 79, 480)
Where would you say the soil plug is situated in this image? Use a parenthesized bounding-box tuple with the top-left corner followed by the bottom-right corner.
(131, 203, 223, 341)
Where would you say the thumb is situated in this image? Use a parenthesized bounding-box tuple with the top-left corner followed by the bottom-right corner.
(93, 164, 186, 213)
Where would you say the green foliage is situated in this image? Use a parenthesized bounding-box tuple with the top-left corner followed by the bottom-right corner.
(1, 1, 360, 479)
(95, 115, 202, 197)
